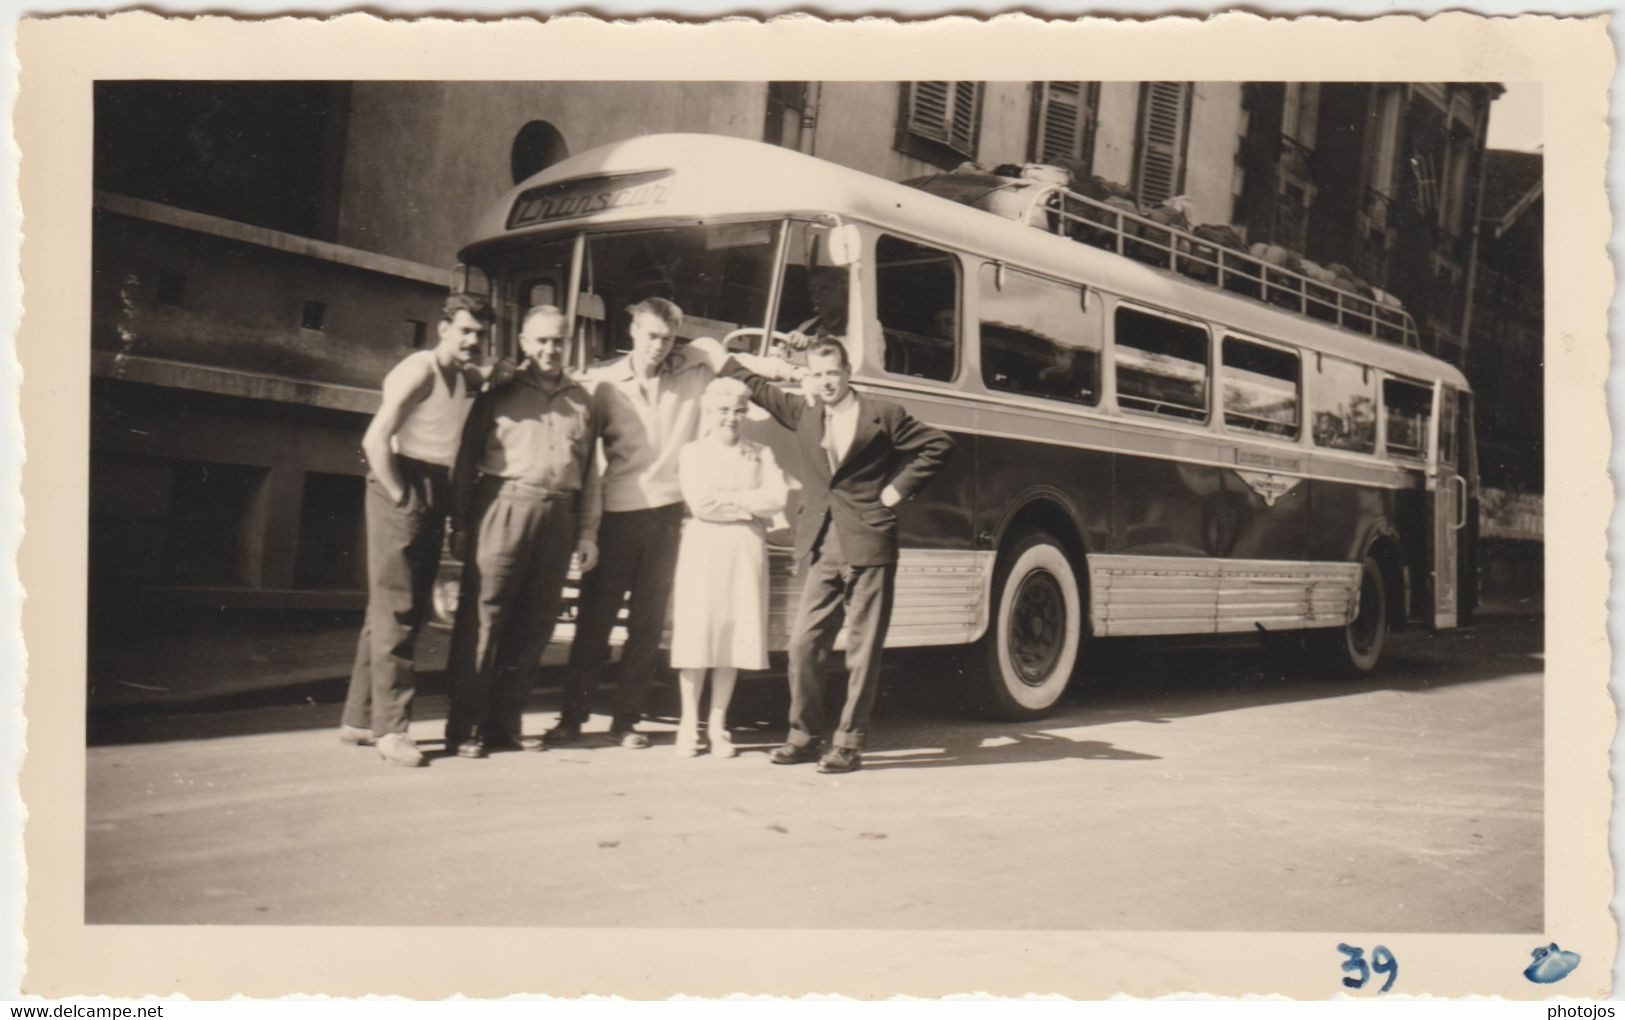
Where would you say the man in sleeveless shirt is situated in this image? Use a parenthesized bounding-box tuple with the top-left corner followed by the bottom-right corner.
(339, 292, 499, 767)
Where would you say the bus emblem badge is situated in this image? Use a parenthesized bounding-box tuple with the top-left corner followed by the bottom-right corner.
(1236, 470, 1302, 507)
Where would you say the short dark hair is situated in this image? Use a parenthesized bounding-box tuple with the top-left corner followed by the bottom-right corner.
(441, 291, 494, 325)
(806, 338, 851, 370)
(626, 296, 684, 331)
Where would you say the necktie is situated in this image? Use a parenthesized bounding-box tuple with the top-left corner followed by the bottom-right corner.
(823, 408, 841, 473)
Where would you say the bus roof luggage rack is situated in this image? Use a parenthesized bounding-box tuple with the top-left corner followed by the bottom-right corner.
(904, 170, 1421, 351)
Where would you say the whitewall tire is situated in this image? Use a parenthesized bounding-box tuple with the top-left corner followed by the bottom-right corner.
(976, 531, 1083, 719)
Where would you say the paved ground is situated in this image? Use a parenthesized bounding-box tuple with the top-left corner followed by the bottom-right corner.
(85, 615, 1542, 932)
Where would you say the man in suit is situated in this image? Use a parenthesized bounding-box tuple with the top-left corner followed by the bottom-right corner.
(722, 338, 953, 773)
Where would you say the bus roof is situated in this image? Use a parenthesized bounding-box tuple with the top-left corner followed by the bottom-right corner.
(464, 133, 1469, 390)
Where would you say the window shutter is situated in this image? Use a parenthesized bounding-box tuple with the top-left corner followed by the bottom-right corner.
(903, 82, 982, 160)
(1135, 82, 1192, 206)
(909, 82, 953, 144)
(1033, 82, 1092, 166)
(949, 81, 981, 155)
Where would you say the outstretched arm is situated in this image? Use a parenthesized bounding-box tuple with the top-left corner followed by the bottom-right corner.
(686, 336, 807, 431)
(719, 360, 807, 432)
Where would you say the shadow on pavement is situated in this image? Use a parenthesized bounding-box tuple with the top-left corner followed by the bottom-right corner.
(87, 614, 1541, 752)
(862, 730, 1160, 770)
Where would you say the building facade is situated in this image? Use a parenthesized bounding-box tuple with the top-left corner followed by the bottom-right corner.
(88, 80, 1522, 694)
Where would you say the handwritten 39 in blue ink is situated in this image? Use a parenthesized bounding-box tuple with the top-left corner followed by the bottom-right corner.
(1525, 944, 1581, 984)
(1338, 943, 1398, 993)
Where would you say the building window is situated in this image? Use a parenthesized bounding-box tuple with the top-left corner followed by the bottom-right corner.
(896, 82, 984, 167)
(1114, 306, 1209, 422)
(1368, 85, 1405, 199)
(1134, 82, 1192, 207)
(156, 271, 185, 307)
(1029, 82, 1099, 169)
(1440, 125, 1475, 238)
(764, 82, 809, 150)
(979, 263, 1099, 406)
(295, 472, 366, 590)
(89, 456, 269, 587)
(510, 120, 569, 186)
(301, 300, 327, 331)
(402, 319, 427, 349)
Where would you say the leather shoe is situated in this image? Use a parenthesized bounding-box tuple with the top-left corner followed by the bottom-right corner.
(456, 737, 488, 759)
(769, 742, 820, 765)
(816, 747, 862, 774)
(542, 722, 583, 747)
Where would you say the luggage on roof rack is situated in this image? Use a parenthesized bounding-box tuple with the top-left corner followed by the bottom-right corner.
(903, 167, 1420, 350)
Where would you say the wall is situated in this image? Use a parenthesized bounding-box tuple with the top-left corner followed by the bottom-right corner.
(94, 210, 448, 392)
(1090, 82, 1141, 186)
(805, 82, 1026, 182)
(1184, 83, 1245, 227)
(336, 82, 769, 268)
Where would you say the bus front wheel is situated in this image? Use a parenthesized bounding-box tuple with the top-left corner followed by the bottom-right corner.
(973, 531, 1083, 720)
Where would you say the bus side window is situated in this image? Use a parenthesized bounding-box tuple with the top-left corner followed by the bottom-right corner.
(1383, 377, 1433, 460)
(1310, 354, 1378, 453)
(1222, 335, 1300, 438)
(1113, 307, 1209, 421)
(978, 264, 1100, 406)
(876, 234, 959, 382)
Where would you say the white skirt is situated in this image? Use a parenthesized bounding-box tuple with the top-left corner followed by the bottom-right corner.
(669, 517, 770, 670)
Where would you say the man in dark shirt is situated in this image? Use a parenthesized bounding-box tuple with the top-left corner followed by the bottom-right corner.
(444, 306, 601, 758)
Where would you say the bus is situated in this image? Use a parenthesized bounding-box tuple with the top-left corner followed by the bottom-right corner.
(440, 132, 1478, 720)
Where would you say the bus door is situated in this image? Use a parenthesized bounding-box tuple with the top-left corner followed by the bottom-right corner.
(1455, 391, 1480, 619)
(1429, 383, 1467, 629)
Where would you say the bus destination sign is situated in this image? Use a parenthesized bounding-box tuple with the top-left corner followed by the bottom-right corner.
(507, 170, 674, 229)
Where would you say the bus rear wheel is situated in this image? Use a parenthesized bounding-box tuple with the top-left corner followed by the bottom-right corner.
(1314, 553, 1388, 674)
(972, 531, 1083, 720)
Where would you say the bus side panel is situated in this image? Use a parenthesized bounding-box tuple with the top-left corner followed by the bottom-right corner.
(1304, 475, 1426, 625)
(1304, 477, 1392, 561)
(894, 425, 977, 553)
(1213, 467, 1311, 561)
(1112, 455, 1225, 557)
(969, 431, 1112, 556)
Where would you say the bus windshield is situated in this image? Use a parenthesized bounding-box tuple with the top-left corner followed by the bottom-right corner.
(575, 220, 783, 362)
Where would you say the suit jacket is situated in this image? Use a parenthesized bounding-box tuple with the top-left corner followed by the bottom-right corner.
(724, 363, 954, 567)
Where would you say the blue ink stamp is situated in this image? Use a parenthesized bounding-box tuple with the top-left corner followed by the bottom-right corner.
(1524, 944, 1581, 984)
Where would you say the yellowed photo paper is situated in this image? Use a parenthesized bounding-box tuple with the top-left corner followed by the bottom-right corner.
(13, 11, 1613, 999)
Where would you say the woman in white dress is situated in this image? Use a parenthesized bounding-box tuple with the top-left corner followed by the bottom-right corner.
(670, 377, 789, 757)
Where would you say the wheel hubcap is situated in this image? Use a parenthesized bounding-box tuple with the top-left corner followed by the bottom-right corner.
(1009, 568, 1065, 685)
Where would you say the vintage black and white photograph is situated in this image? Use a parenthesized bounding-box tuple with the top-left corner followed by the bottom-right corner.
(14, 13, 1613, 1000)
